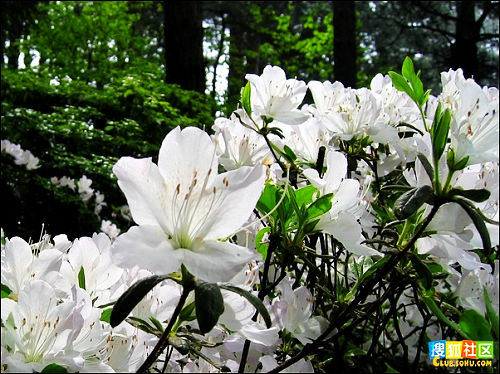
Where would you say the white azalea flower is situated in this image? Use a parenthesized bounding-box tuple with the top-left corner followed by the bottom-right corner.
(1, 236, 67, 299)
(270, 277, 328, 345)
(1, 280, 85, 373)
(439, 68, 499, 166)
(456, 260, 499, 315)
(260, 355, 314, 373)
(245, 65, 309, 125)
(60, 233, 123, 303)
(303, 150, 382, 256)
(111, 126, 267, 282)
(212, 111, 271, 170)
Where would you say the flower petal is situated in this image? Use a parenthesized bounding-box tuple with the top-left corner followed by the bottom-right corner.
(200, 164, 267, 240)
(112, 225, 182, 275)
(182, 240, 258, 282)
(157, 126, 218, 189)
(113, 157, 170, 231)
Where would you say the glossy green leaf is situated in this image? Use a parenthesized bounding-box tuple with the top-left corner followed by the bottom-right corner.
(257, 183, 280, 215)
(389, 71, 415, 101)
(1, 284, 12, 298)
(394, 185, 433, 219)
(449, 188, 491, 203)
(110, 274, 169, 327)
(41, 364, 68, 373)
(219, 284, 272, 328)
(452, 197, 491, 250)
(100, 308, 112, 323)
(459, 309, 493, 341)
(255, 226, 271, 260)
(417, 153, 435, 182)
(179, 301, 196, 322)
(422, 294, 471, 340)
(195, 281, 224, 334)
(78, 266, 86, 290)
(307, 193, 333, 220)
(241, 81, 252, 116)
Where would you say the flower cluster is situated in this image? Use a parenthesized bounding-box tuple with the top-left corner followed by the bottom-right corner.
(2, 60, 498, 373)
(1, 139, 40, 170)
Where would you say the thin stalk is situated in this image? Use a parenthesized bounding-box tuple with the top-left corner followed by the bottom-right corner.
(267, 202, 442, 373)
(137, 286, 191, 372)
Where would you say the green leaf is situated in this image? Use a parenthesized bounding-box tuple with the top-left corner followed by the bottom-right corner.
(149, 316, 165, 333)
(459, 309, 493, 341)
(408, 253, 433, 290)
(178, 301, 196, 322)
(1, 284, 12, 298)
(283, 144, 297, 163)
(241, 81, 252, 116)
(195, 281, 224, 334)
(306, 193, 333, 220)
(417, 153, 435, 182)
(255, 226, 271, 260)
(484, 287, 499, 339)
(422, 294, 471, 339)
(389, 71, 415, 101)
(219, 284, 272, 328)
(401, 56, 415, 82)
(110, 274, 169, 327)
(294, 185, 317, 208)
(452, 197, 491, 250)
(78, 266, 86, 290)
(394, 185, 434, 219)
(100, 308, 112, 323)
(432, 107, 451, 161)
(41, 363, 68, 373)
(449, 188, 491, 203)
(257, 183, 280, 216)
(345, 256, 391, 301)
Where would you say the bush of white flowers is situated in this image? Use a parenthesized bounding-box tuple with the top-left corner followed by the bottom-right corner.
(1, 58, 498, 373)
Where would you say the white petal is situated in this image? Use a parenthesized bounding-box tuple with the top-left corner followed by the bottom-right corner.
(183, 240, 258, 282)
(201, 165, 267, 240)
(112, 225, 182, 275)
(239, 321, 280, 346)
(157, 126, 218, 188)
(113, 157, 170, 231)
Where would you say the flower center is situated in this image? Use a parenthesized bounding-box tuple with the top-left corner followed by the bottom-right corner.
(169, 168, 229, 250)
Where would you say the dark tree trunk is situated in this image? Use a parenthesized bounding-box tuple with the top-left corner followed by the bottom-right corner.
(163, 1, 205, 93)
(450, 1, 479, 79)
(333, 1, 357, 88)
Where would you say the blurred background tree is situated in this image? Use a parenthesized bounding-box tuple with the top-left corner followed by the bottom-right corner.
(1, 1, 498, 240)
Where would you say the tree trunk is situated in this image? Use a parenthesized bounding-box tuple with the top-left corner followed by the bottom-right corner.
(450, 1, 478, 79)
(163, 1, 205, 93)
(333, 1, 357, 88)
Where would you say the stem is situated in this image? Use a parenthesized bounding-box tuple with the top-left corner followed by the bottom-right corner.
(267, 202, 442, 373)
(137, 286, 191, 372)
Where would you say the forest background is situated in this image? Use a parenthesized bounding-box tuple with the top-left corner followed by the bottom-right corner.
(1, 0, 499, 241)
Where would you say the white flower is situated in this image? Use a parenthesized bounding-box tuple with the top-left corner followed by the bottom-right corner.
(1, 236, 66, 299)
(111, 126, 267, 282)
(245, 65, 309, 125)
(1, 280, 85, 373)
(456, 260, 499, 316)
(270, 277, 328, 345)
(303, 150, 382, 256)
(260, 355, 314, 373)
(60, 233, 123, 303)
(100, 220, 120, 240)
(212, 111, 270, 170)
(439, 69, 499, 166)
